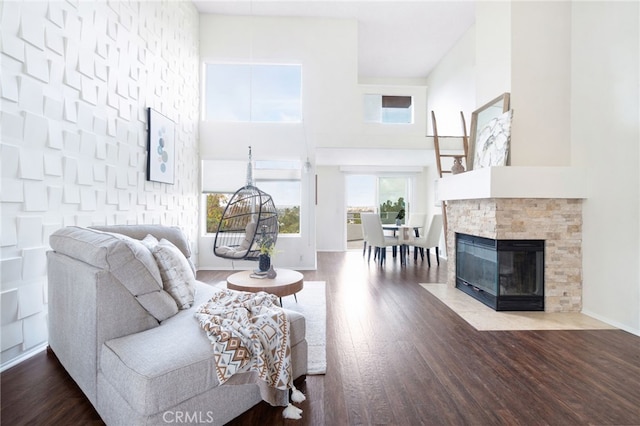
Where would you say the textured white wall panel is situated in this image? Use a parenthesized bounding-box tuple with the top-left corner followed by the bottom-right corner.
(1, 180, 24, 203)
(2, 0, 200, 367)
(47, 186, 63, 210)
(24, 113, 49, 148)
(1, 290, 19, 325)
(23, 182, 48, 211)
(2, 144, 20, 176)
(44, 154, 63, 176)
(2, 112, 23, 143)
(18, 150, 44, 180)
(1, 74, 20, 101)
(21, 248, 47, 281)
(17, 283, 44, 319)
(25, 45, 49, 82)
(45, 99, 63, 123)
(16, 216, 42, 248)
(1, 322, 23, 352)
(1, 258, 21, 287)
(22, 311, 48, 350)
(1, 219, 18, 247)
(18, 77, 44, 114)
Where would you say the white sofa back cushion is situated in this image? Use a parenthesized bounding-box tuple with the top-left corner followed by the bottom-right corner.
(50, 227, 179, 321)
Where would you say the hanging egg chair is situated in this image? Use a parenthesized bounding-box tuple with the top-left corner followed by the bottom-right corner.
(213, 147, 279, 261)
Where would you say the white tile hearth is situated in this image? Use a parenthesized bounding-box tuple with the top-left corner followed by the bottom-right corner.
(420, 284, 616, 331)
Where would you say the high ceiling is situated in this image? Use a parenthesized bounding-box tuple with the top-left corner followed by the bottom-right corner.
(192, 1, 476, 80)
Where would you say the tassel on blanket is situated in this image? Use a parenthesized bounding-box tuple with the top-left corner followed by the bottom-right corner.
(291, 384, 306, 403)
(283, 403, 303, 420)
(282, 385, 306, 419)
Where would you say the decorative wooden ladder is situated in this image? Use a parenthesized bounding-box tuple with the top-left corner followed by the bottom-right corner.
(431, 110, 469, 250)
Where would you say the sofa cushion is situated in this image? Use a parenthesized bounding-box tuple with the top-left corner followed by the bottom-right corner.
(91, 224, 197, 277)
(152, 238, 196, 309)
(100, 281, 306, 415)
(50, 226, 178, 321)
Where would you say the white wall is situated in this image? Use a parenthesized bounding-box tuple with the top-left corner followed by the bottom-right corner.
(315, 166, 345, 251)
(475, 1, 511, 105)
(0, 0, 200, 369)
(426, 0, 640, 334)
(511, 1, 572, 166)
(426, 25, 476, 137)
(570, 1, 640, 334)
(198, 14, 436, 257)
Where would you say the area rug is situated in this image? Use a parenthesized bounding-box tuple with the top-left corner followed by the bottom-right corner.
(213, 280, 327, 375)
(420, 283, 616, 331)
(281, 281, 327, 375)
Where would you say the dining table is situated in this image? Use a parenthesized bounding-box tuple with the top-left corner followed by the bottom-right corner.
(382, 224, 422, 264)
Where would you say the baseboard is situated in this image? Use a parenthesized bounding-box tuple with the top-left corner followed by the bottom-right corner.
(0, 343, 48, 373)
(581, 310, 640, 337)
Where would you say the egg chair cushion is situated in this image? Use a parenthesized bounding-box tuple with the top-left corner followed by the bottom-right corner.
(214, 221, 258, 259)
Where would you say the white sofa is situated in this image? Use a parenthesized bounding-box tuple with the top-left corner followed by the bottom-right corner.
(47, 225, 307, 425)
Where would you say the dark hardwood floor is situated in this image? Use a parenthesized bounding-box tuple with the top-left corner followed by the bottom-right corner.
(2, 250, 640, 425)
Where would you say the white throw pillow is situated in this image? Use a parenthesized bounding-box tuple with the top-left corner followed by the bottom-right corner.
(141, 234, 159, 251)
(152, 238, 196, 309)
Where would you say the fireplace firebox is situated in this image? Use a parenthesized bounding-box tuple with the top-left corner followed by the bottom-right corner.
(456, 233, 544, 311)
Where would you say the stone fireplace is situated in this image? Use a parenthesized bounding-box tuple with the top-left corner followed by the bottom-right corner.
(438, 167, 586, 313)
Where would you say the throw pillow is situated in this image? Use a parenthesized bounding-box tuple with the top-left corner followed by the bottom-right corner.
(141, 234, 159, 251)
(152, 238, 196, 309)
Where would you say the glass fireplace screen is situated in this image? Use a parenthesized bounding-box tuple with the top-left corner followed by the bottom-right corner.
(456, 233, 544, 311)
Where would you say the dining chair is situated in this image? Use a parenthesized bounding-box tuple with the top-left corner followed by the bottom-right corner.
(406, 212, 427, 259)
(405, 214, 443, 267)
(360, 213, 400, 266)
(360, 215, 370, 258)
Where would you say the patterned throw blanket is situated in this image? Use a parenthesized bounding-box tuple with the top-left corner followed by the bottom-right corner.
(195, 289, 305, 419)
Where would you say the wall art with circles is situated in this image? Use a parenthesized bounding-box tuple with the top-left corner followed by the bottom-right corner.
(147, 108, 175, 184)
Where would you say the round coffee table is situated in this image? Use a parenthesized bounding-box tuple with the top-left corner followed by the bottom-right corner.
(226, 269, 304, 304)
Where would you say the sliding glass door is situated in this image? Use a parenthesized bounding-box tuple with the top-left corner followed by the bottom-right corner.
(377, 177, 408, 225)
(346, 175, 412, 247)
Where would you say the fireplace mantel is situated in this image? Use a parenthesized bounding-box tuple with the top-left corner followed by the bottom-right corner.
(437, 166, 587, 201)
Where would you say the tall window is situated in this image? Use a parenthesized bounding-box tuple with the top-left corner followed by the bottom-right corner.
(255, 180, 301, 234)
(204, 160, 301, 234)
(363, 94, 413, 124)
(204, 63, 302, 122)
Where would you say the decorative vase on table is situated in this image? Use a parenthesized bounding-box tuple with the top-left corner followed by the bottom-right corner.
(258, 254, 271, 272)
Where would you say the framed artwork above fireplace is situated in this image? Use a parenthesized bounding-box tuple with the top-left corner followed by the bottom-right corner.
(467, 92, 511, 170)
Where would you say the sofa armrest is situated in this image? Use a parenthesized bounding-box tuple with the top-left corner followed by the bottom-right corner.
(47, 251, 159, 406)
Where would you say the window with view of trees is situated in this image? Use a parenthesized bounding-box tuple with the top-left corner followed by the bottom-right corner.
(205, 185, 300, 235)
(346, 175, 410, 227)
(206, 193, 231, 234)
(204, 160, 301, 235)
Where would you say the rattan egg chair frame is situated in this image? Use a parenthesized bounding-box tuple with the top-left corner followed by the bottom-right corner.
(212, 148, 279, 261)
(213, 185, 279, 261)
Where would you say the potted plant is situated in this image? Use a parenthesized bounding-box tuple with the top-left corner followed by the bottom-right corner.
(395, 208, 405, 226)
(255, 226, 275, 272)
